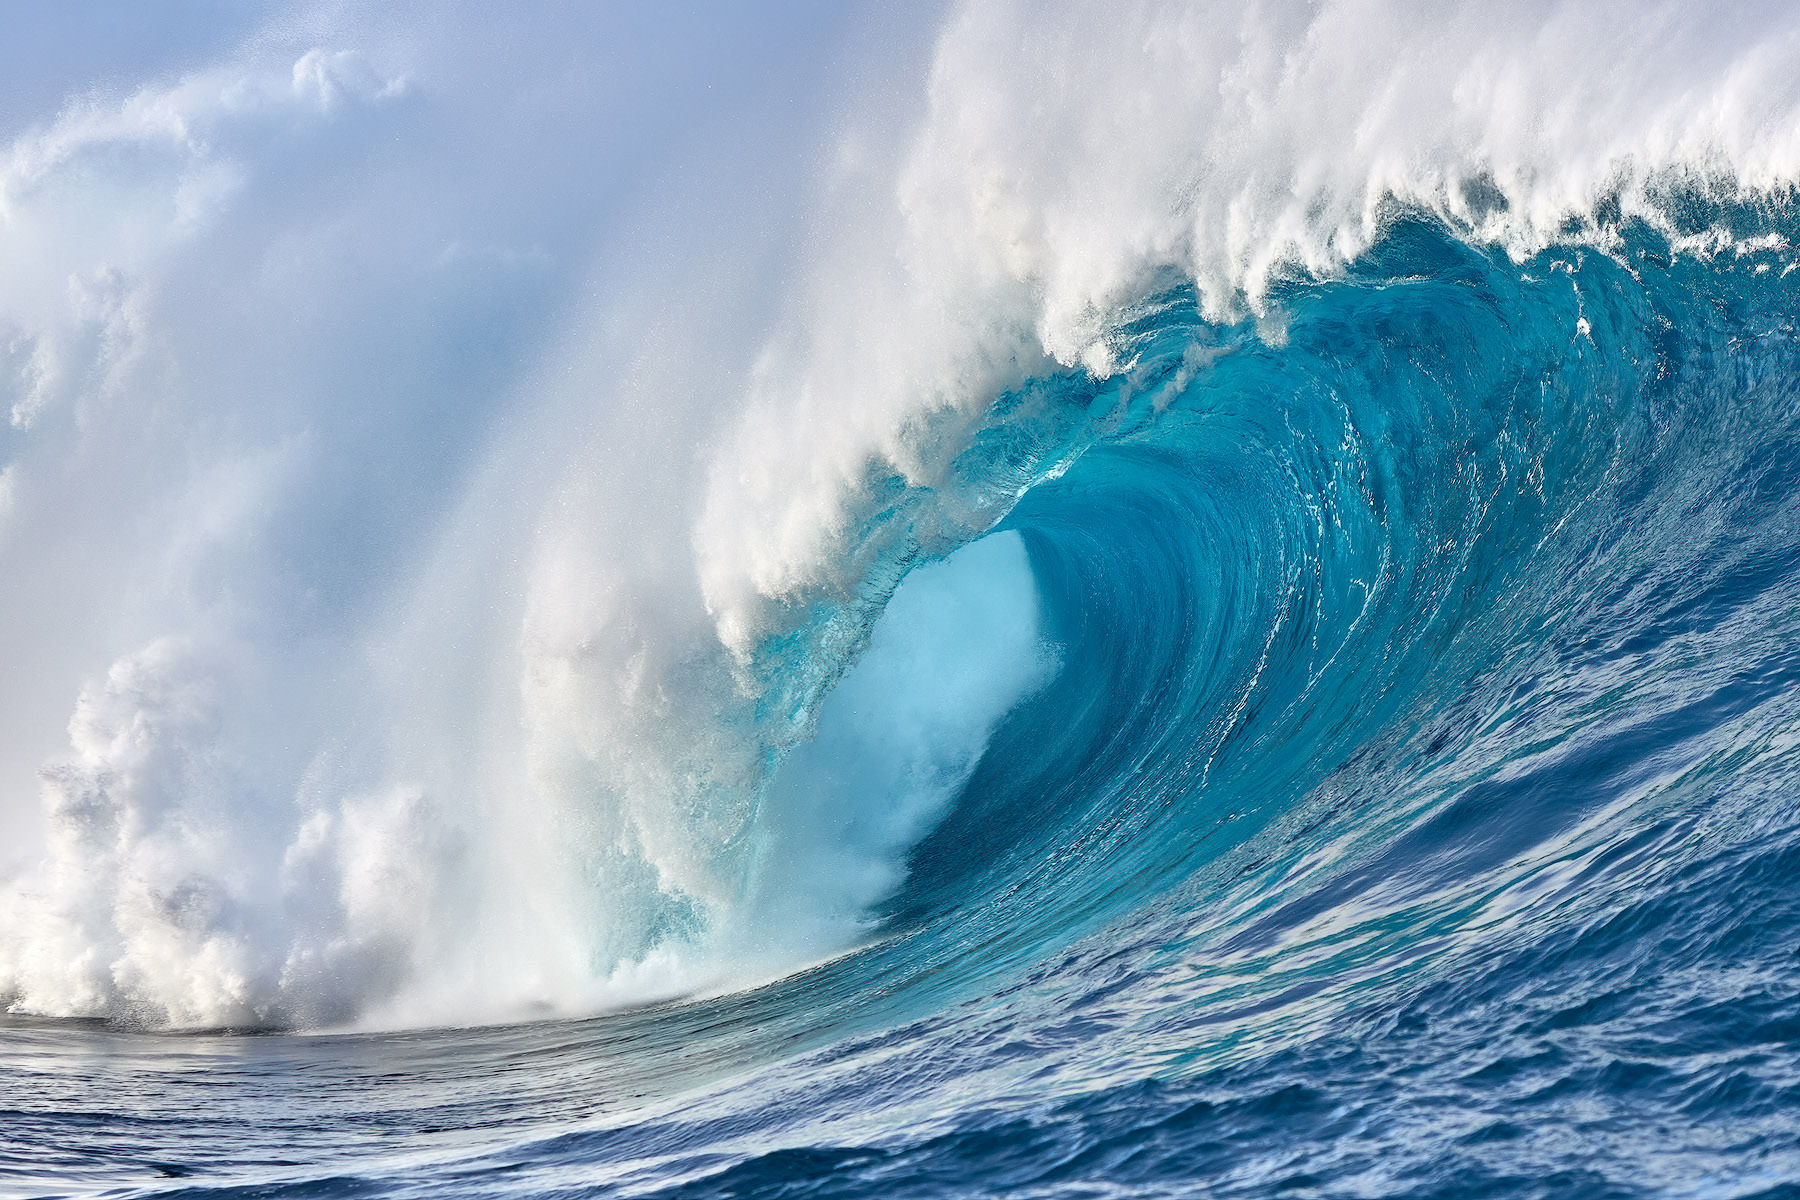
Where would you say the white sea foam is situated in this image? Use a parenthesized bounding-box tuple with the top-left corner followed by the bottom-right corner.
(6, 0, 1800, 1027)
(696, 0, 1800, 653)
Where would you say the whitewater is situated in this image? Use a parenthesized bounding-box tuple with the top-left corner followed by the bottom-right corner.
(4, 0, 1800, 1195)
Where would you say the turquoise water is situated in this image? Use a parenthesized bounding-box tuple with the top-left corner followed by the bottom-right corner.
(9, 208, 1800, 1196)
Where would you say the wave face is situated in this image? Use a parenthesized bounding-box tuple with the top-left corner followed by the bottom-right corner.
(8, 1, 1800, 1197)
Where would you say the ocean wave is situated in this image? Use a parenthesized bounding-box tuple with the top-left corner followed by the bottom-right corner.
(9, 3, 1800, 1193)
(0, 0, 1797, 1094)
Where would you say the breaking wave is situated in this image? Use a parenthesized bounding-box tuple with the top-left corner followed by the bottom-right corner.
(7, 3, 1800, 1194)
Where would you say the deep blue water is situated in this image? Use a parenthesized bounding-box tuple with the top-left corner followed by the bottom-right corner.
(8, 209, 1800, 1197)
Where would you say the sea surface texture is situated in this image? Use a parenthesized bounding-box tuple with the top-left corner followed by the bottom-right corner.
(4, 2, 1800, 1197)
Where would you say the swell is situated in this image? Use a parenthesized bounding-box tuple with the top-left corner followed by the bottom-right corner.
(819, 205, 1800, 1043)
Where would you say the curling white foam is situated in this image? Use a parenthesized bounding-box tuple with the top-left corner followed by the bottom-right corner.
(696, 0, 1800, 649)
(8, 0, 1800, 1028)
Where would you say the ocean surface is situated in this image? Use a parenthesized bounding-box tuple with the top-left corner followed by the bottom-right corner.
(5, 2, 1800, 1197)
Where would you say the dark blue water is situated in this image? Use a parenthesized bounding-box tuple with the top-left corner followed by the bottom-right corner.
(8, 209, 1800, 1198)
